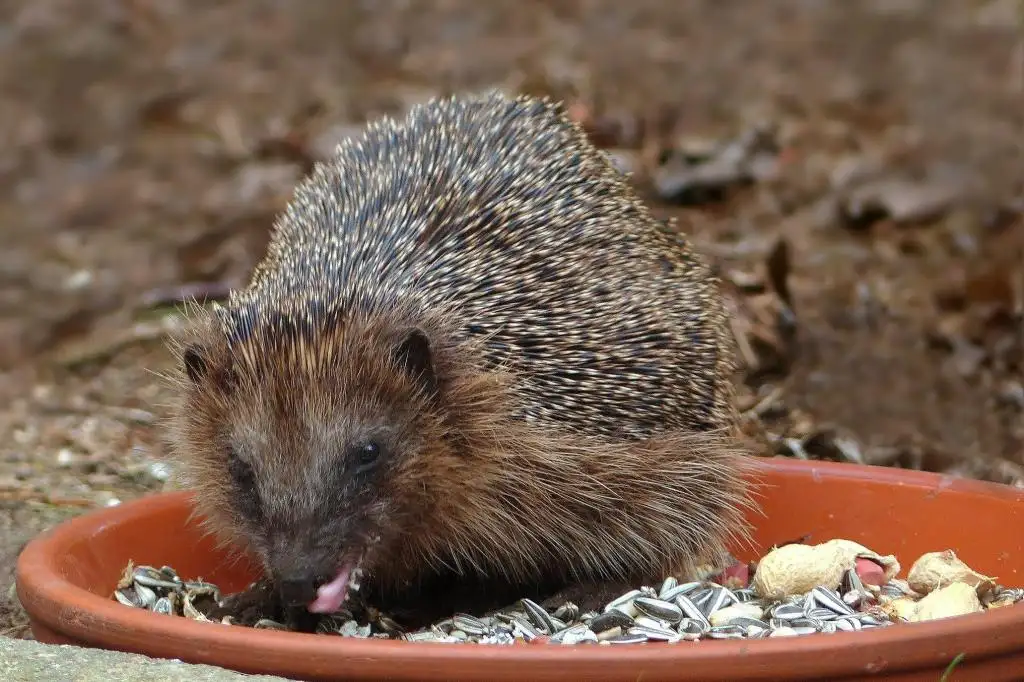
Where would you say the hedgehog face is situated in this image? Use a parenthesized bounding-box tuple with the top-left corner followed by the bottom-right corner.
(172, 320, 446, 617)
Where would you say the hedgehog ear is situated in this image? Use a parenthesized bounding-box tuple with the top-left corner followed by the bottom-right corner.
(395, 328, 437, 396)
(182, 343, 209, 384)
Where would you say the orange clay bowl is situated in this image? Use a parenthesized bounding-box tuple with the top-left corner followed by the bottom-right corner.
(15, 457, 1024, 682)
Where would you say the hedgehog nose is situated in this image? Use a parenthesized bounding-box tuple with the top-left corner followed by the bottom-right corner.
(278, 574, 323, 608)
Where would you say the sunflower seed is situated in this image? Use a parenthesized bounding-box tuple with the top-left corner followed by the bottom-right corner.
(551, 623, 598, 645)
(604, 632, 649, 644)
(658, 576, 678, 598)
(588, 609, 634, 634)
(114, 587, 143, 609)
(733, 588, 758, 602)
(700, 586, 733, 617)
(690, 588, 714, 615)
(338, 620, 372, 638)
(996, 588, 1024, 602)
(158, 565, 181, 581)
(659, 581, 702, 602)
(552, 602, 579, 622)
(627, 624, 680, 642)
(596, 626, 623, 641)
(521, 598, 556, 634)
(843, 590, 868, 609)
(603, 589, 642, 616)
(633, 616, 666, 630)
(879, 579, 913, 599)
(634, 597, 683, 624)
(377, 615, 404, 634)
(718, 587, 740, 607)
(810, 586, 855, 616)
(818, 621, 837, 634)
(453, 613, 489, 636)
(708, 602, 764, 627)
(770, 626, 798, 637)
(132, 583, 158, 610)
(707, 624, 745, 639)
(728, 617, 770, 630)
(181, 594, 209, 621)
(404, 630, 442, 642)
(674, 594, 710, 627)
(805, 607, 839, 622)
(183, 581, 221, 599)
(770, 602, 805, 621)
(834, 616, 862, 632)
(511, 619, 541, 641)
(790, 626, 818, 636)
(677, 618, 710, 637)
(481, 631, 516, 645)
(788, 618, 821, 629)
(841, 568, 865, 594)
(132, 567, 181, 592)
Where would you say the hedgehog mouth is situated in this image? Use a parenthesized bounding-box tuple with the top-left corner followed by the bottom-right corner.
(308, 555, 365, 614)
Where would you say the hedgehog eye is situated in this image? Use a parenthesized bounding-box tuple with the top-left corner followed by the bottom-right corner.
(227, 446, 257, 492)
(353, 441, 381, 472)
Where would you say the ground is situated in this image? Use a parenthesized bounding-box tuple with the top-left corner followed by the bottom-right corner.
(1, 0, 1022, 638)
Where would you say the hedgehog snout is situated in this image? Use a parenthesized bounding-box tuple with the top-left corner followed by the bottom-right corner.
(278, 573, 326, 609)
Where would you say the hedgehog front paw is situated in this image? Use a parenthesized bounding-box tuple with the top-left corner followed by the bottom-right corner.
(538, 580, 638, 615)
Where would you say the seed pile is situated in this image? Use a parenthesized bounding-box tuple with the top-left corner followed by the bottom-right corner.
(113, 563, 221, 619)
(112, 541, 1023, 645)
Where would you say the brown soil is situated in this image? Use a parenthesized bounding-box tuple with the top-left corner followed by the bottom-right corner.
(1, 0, 1022, 638)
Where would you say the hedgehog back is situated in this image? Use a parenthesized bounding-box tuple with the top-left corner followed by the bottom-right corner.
(223, 92, 733, 440)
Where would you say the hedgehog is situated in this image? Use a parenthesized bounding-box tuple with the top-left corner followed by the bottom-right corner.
(168, 90, 755, 629)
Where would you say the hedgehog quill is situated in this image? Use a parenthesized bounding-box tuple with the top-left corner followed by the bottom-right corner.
(168, 91, 756, 630)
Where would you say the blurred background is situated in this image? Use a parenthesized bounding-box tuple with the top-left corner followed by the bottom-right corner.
(0, 0, 1021, 638)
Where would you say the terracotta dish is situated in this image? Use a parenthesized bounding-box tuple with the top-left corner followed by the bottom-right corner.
(16, 457, 1024, 681)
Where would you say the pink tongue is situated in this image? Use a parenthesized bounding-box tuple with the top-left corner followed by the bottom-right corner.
(308, 565, 352, 614)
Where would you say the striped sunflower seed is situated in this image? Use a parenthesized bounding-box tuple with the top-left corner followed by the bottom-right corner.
(707, 624, 746, 639)
(627, 624, 681, 643)
(603, 589, 642, 617)
(659, 581, 702, 602)
(834, 617, 861, 632)
(634, 596, 683, 624)
(809, 586, 855, 616)
(588, 609, 634, 634)
(603, 632, 648, 645)
(674, 594, 711, 627)
(770, 602, 805, 621)
(550, 623, 597, 645)
(677, 617, 710, 637)
(453, 613, 489, 636)
(521, 598, 556, 634)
